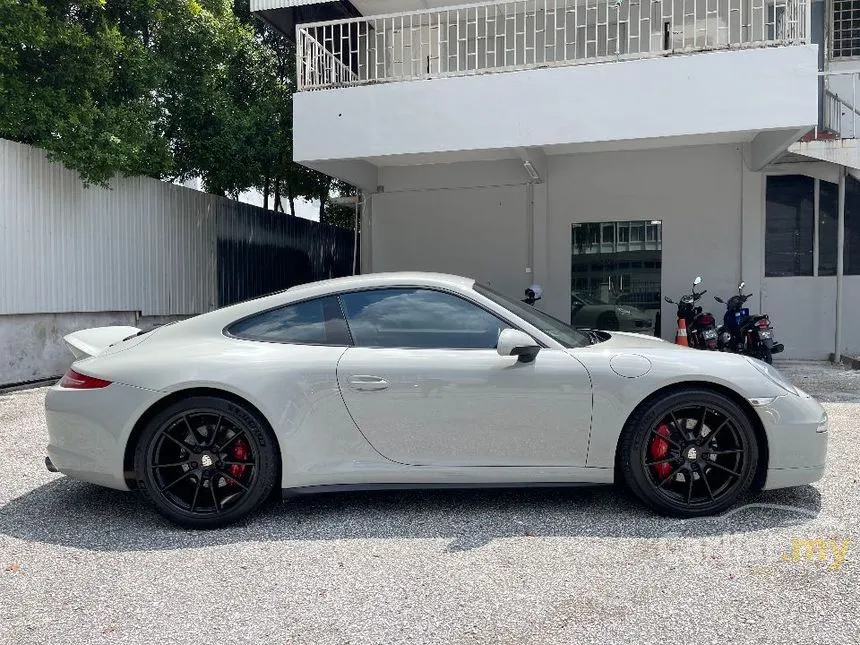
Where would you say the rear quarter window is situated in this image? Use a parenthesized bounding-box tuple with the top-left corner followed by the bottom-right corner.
(226, 296, 350, 345)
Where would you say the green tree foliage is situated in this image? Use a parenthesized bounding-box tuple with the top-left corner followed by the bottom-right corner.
(0, 0, 354, 228)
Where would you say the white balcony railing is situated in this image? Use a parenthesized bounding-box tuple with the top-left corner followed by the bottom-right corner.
(296, 0, 809, 91)
(820, 70, 860, 140)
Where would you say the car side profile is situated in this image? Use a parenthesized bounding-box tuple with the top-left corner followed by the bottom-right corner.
(44, 272, 828, 528)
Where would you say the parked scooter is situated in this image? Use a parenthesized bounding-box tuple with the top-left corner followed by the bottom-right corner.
(714, 282, 784, 364)
(664, 276, 719, 350)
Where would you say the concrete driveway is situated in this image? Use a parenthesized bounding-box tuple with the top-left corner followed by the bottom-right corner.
(1, 362, 858, 644)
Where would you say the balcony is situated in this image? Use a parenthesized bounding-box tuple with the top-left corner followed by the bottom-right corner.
(790, 70, 860, 172)
(297, 0, 811, 91)
(285, 0, 818, 188)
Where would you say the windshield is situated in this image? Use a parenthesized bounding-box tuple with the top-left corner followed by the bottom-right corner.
(473, 283, 590, 348)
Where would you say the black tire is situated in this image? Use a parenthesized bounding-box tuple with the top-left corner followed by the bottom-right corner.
(134, 396, 279, 529)
(620, 389, 758, 518)
(761, 346, 773, 364)
(597, 312, 620, 331)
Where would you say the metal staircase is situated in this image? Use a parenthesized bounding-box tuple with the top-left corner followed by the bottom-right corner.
(790, 70, 860, 177)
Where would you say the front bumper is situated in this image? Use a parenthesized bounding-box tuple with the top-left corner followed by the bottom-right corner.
(45, 381, 163, 490)
(753, 392, 829, 490)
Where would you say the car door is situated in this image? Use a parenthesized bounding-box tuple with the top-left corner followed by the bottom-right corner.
(335, 287, 593, 467)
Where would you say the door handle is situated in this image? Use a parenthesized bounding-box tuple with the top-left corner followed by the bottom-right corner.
(348, 375, 390, 391)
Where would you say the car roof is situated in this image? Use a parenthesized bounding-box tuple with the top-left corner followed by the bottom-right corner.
(171, 272, 480, 335)
(283, 271, 476, 300)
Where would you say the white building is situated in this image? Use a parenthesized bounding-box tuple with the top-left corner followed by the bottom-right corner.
(254, 0, 860, 360)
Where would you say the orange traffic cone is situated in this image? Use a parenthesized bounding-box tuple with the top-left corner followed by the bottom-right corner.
(675, 318, 689, 347)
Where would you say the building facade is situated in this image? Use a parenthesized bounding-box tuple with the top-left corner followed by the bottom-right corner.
(255, 0, 860, 359)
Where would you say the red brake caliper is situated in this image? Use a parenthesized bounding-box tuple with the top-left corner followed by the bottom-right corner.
(227, 439, 249, 486)
(649, 424, 672, 479)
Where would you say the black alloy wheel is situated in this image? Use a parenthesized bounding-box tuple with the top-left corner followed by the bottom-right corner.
(620, 389, 758, 517)
(135, 396, 279, 528)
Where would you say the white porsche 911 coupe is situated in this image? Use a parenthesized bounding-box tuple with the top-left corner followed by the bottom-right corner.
(44, 272, 828, 528)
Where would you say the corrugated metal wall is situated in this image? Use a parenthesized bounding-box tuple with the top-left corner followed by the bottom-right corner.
(0, 139, 218, 316)
(0, 138, 357, 317)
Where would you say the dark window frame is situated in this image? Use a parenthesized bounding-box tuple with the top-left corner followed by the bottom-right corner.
(224, 285, 545, 351)
(765, 174, 816, 278)
(831, 0, 860, 59)
(336, 286, 526, 351)
(846, 174, 860, 275)
(224, 295, 353, 347)
(819, 179, 839, 277)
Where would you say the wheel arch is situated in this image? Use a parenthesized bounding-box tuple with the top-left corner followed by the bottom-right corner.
(122, 387, 282, 490)
(612, 381, 769, 490)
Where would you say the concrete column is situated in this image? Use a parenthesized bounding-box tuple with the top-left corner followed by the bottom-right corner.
(361, 193, 374, 274)
(740, 151, 765, 310)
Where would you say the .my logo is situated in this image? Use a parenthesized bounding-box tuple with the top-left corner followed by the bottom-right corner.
(781, 538, 851, 571)
(706, 502, 852, 571)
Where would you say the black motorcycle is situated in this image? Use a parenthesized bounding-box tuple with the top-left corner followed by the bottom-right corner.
(664, 276, 718, 350)
(714, 281, 784, 364)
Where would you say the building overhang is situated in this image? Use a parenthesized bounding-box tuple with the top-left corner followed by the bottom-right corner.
(252, 0, 361, 38)
(294, 45, 819, 185)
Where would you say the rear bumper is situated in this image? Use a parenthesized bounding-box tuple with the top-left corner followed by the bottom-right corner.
(45, 381, 163, 491)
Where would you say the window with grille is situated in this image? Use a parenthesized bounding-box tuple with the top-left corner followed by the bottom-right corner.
(833, 0, 860, 58)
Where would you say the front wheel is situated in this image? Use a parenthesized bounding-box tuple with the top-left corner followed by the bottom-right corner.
(134, 396, 279, 528)
(620, 389, 759, 517)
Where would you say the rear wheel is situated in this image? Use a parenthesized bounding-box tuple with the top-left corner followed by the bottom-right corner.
(134, 396, 279, 529)
(620, 389, 758, 517)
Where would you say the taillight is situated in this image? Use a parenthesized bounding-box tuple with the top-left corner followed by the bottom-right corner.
(757, 319, 769, 328)
(58, 368, 112, 389)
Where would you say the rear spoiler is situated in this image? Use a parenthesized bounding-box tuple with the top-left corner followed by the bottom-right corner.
(63, 326, 142, 360)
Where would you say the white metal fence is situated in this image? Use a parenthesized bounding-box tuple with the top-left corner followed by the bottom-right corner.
(297, 0, 809, 90)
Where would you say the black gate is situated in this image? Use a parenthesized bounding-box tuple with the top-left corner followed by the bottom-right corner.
(217, 201, 357, 307)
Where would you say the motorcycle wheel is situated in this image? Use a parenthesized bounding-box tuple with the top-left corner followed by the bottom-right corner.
(761, 346, 773, 364)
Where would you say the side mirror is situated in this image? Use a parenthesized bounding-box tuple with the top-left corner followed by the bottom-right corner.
(497, 328, 540, 363)
(694, 276, 702, 286)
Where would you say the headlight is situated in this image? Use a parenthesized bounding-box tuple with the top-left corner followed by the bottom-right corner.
(746, 357, 799, 396)
(616, 307, 634, 318)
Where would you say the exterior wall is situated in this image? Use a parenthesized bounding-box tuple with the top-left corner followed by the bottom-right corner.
(368, 144, 860, 360)
(294, 45, 818, 163)
(544, 145, 746, 338)
(371, 160, 533, 299)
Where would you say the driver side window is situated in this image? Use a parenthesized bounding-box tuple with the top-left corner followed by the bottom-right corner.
(339, 288, 509, 349)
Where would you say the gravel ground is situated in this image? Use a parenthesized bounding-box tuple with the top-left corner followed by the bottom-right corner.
(1, 362, 858, 644)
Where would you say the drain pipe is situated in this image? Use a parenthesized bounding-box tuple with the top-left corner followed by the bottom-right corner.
(836, 167, 845, 363)
(526, 182, 535, 287)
